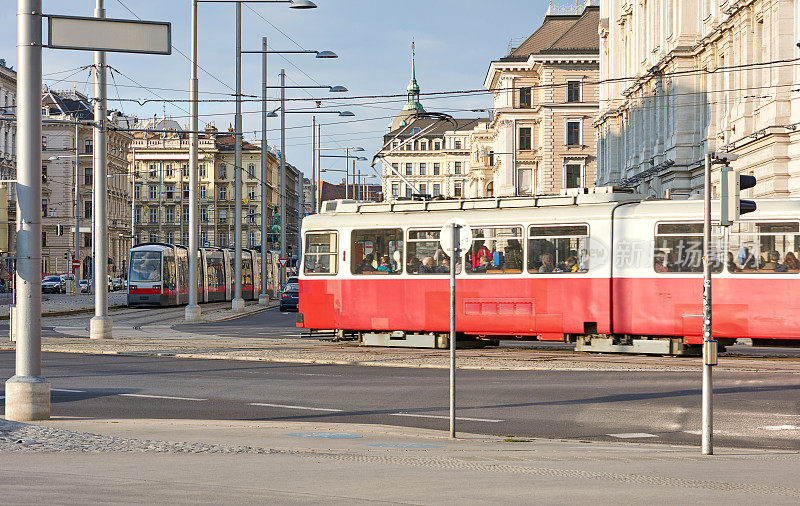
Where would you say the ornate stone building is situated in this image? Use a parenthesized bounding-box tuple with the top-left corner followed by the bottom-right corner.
(378, 44, 488, 200)
(596, 0, 800, 198)
(485, 2, 600, 196)
(41, 89, 133, 277)
(0, 58, 16, 278)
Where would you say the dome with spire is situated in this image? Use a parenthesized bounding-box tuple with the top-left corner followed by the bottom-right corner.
(402, 40, 424, 112)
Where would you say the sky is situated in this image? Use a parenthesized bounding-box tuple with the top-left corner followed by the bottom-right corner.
(0, 0, 550, 183)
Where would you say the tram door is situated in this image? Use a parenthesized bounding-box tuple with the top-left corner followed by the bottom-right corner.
(242, 251, 254, 300)
(175, 247, 189, 305)
(224, 249, 234, 301)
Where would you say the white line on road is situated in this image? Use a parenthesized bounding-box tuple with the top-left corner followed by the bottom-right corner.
(51, 388, 86, 393)
(682, 430, 726, 436)
(607, 433, 658, 439)
(390, 413, 504, 423)
(119, 393, 207, 401)
(249, 403, 342, 412)
(758, 425, 800, 431)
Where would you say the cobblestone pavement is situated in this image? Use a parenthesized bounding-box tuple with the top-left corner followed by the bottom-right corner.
(0, 292, 128, 315)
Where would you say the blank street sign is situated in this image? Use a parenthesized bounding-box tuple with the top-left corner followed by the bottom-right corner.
(48, 15, 171, 55)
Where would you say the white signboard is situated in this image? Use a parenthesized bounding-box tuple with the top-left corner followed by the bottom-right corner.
(439, 218, 471, 257)
(48, 15, 171, 55)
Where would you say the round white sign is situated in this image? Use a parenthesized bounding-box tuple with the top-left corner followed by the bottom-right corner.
(439, 218, 471, 256)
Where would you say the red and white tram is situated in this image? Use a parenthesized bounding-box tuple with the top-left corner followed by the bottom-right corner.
(298, 189, 800, 355)
(128, 243, 276, 306)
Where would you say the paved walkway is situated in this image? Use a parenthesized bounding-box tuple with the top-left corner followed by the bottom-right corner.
(2, 417, 799, 503)
(0, 292, 128, 317)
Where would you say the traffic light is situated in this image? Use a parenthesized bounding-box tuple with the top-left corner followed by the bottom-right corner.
(56, 224, 64, 236)
(720, 166, 756, 226)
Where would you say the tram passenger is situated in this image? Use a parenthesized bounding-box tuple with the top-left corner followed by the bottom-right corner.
(406, 256, 421, 274)
(763, 251, 781, 270)
(538, 253, 556, 273)
(654, 250, 669, 273)
(437, 257, 450, 273)
(377, 255, 393, 273)
(564, 256, 578, 273)
(357, 253, 375, 273)
(503, 240, 523, 271)
(471, 240, 491, 270)
(474, 253, 492, 272)
(726, 252, 739, 273)
(418, 256, 435, 273)
(783, 252, 800, 271)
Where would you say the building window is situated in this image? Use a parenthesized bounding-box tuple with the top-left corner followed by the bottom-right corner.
(182, 232, 189, 245)
(434, 141, 441, 150)
(41, 165, 47, 184)
(149, 207, 158, 223)
(248, 208, 255, 224)
(419, 183, 427, 195)
(182, 205, 189, 223)
(433, 163, 440, 175)
(165, 232, 174, 244)
(433, 184, 441, 197)
(149, 232, 159, 243)
(41, 198, 48, 218)
(565, 164, 582, 189)
(405, 142, 413, 151)
(392, 141, 398, 149)
(220, 164, 227, 179)
(419, 163, 426, 176)
(84, 139, 92, 154)
(84, 201, 92, 218)
(219, 185, 227, 200)
(200, 164, 207, 178)
(566, 121, 581, 146)
(391, 183, 399, 197)
(200, 207, 208, 223)
(182, 184, 189, 199)
(134, 207, 141, 224)
(201, 231, 209, 246)
(567, 81, 581, 103)
(454, 182, 462, 198)
(134, 184, 140, 199)
(149, 185, 158, 199)
(219, 209, 227, 224)
(454, 162, 462, 175)
(390, 163, 399, 175)
(519, 86, 532, 108)
(248, 186, 256, 200)
(454, 140, 462, 150)
(420, 141, 428, 150)
(247, 164, 255, 179)
(519, 127, 532, 150)
(218, 232, 227, 247)
(248, 232, 256, 247)
(149, 164, 157, 178)
(405, 163, 412, 176)
(84, 168, 92, 185)
(165, 184, 174, 200)
(165, 164, 173, 177)
(181, 164, 188, 177)
(165, 206, 174, 223)
(200, 185, 207, 200)
(405, 186, 412, 198)
(84, 235, 91, 247)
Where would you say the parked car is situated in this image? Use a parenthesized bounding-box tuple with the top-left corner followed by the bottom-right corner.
(79, 279, 89, 293)
(279, 282, 299, 312)
(111, 277, 124, 291)
(41, 276, 63, 294)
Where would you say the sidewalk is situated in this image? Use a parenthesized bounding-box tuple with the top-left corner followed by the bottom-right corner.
(2, 417, 799, 503)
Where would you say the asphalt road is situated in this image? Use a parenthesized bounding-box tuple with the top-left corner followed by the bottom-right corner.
(3, 351, 800, 450)
(177, 306, 302, 338)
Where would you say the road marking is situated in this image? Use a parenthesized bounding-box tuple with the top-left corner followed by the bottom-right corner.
(607, 433, 658, 439)
(390, 412, 504, 423)
(119, 393, 206, 401)
(682, 430, 726, 435)
(758, 425, 800, 431)
(250, 403, 342, 412)
(51, 388, 85, 393)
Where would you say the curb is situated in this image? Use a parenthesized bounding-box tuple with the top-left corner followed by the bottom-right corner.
(207, 302, 277, 322)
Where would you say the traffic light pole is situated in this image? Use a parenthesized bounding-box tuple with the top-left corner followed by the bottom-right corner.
(185, 0, 201, 322)
(73, 123, 80, 295)
(231, 2, 245, 312)
(258, 36, 269, 305)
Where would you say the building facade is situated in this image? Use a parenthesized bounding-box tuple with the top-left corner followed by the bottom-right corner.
(130, 122, 282, 252)
(0, 59, 16, 280)
(485, 2, 600, 197)
(41, 89, 133, 277)
(596, 0, 800, 198)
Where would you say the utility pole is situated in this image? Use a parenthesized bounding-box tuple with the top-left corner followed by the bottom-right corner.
(130, 146, 135, 245)
(232, 2, 245, 312)
(311, 115, 316, 214)
(258, 35, 269, 305)
(73, 123, 80, 294)
(90, 0, 112, 340)
(316, 122, 321, 212)
(185, 0, 201, 321)
(279, 68, 286, 287)
(5, 0, 50, 420)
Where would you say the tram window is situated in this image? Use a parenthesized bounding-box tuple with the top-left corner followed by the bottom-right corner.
(129, 251, 161, 282)
(304, 232, 338, 275)
(528, 225, 588, 274)
(163, 252, 176, 291)
(467, 226, 523, 274)
(654, 223, 722, 273)
(351, 229, 403, 275)
(728, 221, 800, 274)
(407, 229, 452, 275)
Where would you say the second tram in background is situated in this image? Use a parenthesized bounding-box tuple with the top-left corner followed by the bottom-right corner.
(127, 243, 279, 306)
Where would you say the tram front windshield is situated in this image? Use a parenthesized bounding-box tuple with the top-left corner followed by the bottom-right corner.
(129, 251, 162, 283)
